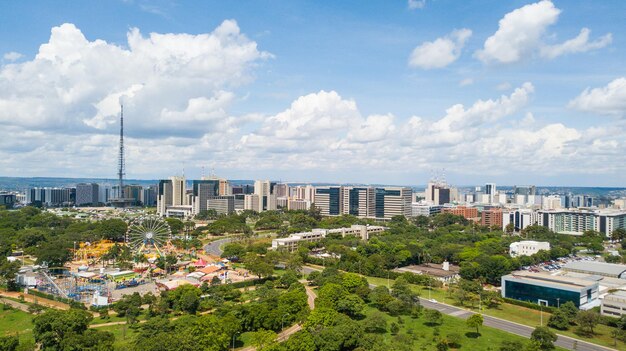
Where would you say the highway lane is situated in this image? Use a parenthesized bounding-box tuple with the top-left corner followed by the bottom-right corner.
(303, 265, 616, 351)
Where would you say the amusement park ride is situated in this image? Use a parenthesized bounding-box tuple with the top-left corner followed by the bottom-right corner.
(37, 216, 173, 305)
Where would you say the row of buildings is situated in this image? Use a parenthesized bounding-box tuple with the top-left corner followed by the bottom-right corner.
(156, 176, 413, 220)
(21, 184, 158, 207)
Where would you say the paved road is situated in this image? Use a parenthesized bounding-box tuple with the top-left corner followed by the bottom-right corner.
(302, 266, 616, 351)
(203, 237, 236, 256)
(203, 234, 277, 257)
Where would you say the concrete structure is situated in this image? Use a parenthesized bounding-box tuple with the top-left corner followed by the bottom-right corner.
(481, 208, 502, 227)
(562, 261, 626, 279)
(25, 187, 74, 207)
(395, 261, 460, 283)
(502, 209, 539, 232)
(287, 199, 311, 211)
(425, 182, 451, 205)
(253, 180, 277, 212)
(76, 183, 99, 206)
(601, 290, 626, 317)
(342, 186, 375, 218)
(0, 193, 16, 209)
(509, 241, 551, 257)
(441, 206, 479, 220)
(501, 272, 599, 309)
(272, 225, 386, 252)
(314, 186, 343, 216)
(538, 209, 626, 236)
(411, 203, 442, 217)
(485, 183, 496, 204)
(191, 179, 219, 214)
(207, 195, 235, 215)
(157, 176, 188, 216)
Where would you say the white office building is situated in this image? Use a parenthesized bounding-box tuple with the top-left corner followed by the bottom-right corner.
(509, 241, 551, 257)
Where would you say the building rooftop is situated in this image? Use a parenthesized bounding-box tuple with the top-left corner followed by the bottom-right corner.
(563, 261, 626, 277)
(505, 271, 598, 289)
(395, 263, 459, 278)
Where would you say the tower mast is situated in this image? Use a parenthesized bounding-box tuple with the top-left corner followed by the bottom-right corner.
(118, 105, 125, 199)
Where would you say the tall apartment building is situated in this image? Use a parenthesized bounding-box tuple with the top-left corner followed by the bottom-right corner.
(425, 182, 451, 205)
(538, 209, 626, 236)
(253, 180, 277, 212)
(502, 209, 540, 232)
(274, 183, 289, 198)
(485, 183, 496, 204)
(157, 176, 187, 216)
(481, 208, 503, 227)
(441, 206, 479, 220)
(141, 185, 157, 206)
(26, 187, 74, 207)
(191, 179, 219, 214)
(75, 183, 99, 206)
(343, 187, 375, 217)
(314, 186, 343, 216)
(375, 187, 412, 219)
(411, 203, 442, 217)
(294, 185, 316, 202)
(314, 186, 411, 220)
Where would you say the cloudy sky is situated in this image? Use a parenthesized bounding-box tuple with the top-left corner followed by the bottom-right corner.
(0, 0, 624, 186)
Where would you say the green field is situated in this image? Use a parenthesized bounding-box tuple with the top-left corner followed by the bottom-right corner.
(362, 305, 567, 351)
(361, 275, 625, 350)
(0, 307, 35, 345)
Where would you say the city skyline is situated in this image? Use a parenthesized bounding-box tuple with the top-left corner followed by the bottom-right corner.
(1, 1, 625, 186)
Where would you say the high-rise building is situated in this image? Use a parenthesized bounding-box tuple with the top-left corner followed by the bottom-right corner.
(314, 186, 343, 216)
(207, 195, 235, 215)
(157, 176, 187, 216)
(538, 209, 626, 236)
(141, 185, 157, 206)
(26, 187, 73, 207)
(274, 183, 289, 198)
(375, 187, 412, 219)
(425, 182, 451, 205)
(191, 179, 219, 214)
(343, 187, 375, 217)
(253, 180, 277, 212)
(485, 183, 496, 203)
(481, 208, 503, 228)
(0, 193, 16, 209)
(76, 183, 99, 206)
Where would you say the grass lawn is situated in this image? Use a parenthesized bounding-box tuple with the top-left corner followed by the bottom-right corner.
(364, 305, 568, 351)
(96, 323, 139, 350)
(362, 275, 625, 350)
(0, 307, 35, 345)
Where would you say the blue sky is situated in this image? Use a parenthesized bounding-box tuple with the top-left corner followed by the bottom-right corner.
(0, 0, 625, 186)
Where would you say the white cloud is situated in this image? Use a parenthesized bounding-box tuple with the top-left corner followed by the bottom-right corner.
(0, 21, 270, 135)
(569, 77, 626, 116)
(540, 28, 612, 59)
(496, 82, 511, 91)
(476, 1, 611, 64)
(2, 52, 23, 61)
(347, 114, 395, 143)
(409, 29, 472, 69)
(408, 0, 426, 10)
(476, 0, 560, 63)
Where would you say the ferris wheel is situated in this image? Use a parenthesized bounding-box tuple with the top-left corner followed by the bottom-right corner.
(125, 216, 172, 256)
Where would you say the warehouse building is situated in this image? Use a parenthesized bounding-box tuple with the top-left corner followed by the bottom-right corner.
(562, 261, 626, 279)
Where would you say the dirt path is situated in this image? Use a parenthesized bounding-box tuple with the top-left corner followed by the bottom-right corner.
(0, 291, 70, 310)
(0, 297, 31, 312)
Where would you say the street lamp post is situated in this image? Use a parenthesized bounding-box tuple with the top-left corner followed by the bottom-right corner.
(557, 298, 560, 308)
(540, 304, 543, 326)
(232, 332, 240, 351)
(281, 313, 290, 331)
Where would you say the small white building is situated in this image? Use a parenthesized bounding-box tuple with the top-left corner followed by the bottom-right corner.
(509, 241, 550, 257)
(601, 290, 626, 317)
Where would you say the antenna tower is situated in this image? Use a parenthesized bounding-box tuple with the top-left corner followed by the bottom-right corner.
(118, 105, 125, 198)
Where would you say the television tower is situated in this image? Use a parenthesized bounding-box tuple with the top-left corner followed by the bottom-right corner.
(118, 104, 125, 197)
(111, 104, 133, 207)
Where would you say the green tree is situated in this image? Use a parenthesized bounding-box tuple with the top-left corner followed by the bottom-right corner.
(559, 301, 578, 323)
(576, 310, 600, 335)
(530, 326, 557, 350)
(362, 311, 387, 333)
(611, 228, 626, 241)
(424, 309, 443, 326)
(32, 309, 94, 350)
(251, 329, 277, 351)
(547, 309, 569, 330)
(466, 314, 483, 334)
(0, 336, 19, 351)
(500, 340, 524, 351)
(390, 322, 400, 335)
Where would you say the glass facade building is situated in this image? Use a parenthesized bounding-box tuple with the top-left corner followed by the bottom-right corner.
(501, 273, 598, 308)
